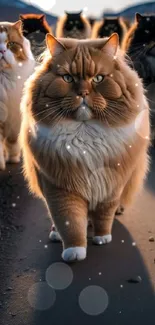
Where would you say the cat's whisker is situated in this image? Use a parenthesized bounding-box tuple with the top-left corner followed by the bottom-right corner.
(38, 108, 63, 124)
(107, 104, 128, 115)
(33, 105, 63, 118)
(36, 108, 58, 123)
(105, 105, 126, 120)
(146, 97, 155, 105)
(51, 111, 66, 128)
(130, 44, 149, 59)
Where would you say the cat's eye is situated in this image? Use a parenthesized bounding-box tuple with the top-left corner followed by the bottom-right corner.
(7, 41, 16, 47)
(63, 74, 73, 83)
(92, 75, 104, 84)
(7, 41, 21, 49)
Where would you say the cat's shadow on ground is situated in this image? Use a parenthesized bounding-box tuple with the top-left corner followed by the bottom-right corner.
(32, 219, 155, 325)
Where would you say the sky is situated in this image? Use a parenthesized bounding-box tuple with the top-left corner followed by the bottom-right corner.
(24, 0, 151, 16)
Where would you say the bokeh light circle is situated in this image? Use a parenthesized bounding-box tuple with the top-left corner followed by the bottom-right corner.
(46, 262, 73, 290)
(79, 285, 109, 315)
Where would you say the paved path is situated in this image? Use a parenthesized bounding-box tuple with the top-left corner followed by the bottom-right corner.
(0, 149, 155, 325)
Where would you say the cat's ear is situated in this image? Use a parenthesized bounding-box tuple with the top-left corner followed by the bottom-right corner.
(46, 34, 66, 56)
(118, 17, 123, 24)
(136, 13, 142, 23)
(13, 20, 22, 31)
(79, 11, 83, 15)
(103, 33, 119, 56)
(39, 14, 45, 22)
(19, 15, 24, 21)
(64, 11, 69, 15)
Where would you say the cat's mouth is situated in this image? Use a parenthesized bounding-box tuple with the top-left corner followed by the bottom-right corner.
(75, 104, 92, 121)
(0, 54, 10, 68)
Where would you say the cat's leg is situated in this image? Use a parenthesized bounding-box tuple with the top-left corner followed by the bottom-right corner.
(0, 122, 5, 170)
(116, 154, 148, 215)
(44, 185, 88, 262)
(119, 154, 148, 209)
(5, 138, 21, 164)
(92, 197, 120, 245)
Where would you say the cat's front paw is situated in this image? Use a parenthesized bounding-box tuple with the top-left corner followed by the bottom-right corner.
(93, 234, 112, 245)
(62, 247, 86, 262)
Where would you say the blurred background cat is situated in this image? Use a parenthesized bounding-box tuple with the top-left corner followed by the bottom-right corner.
(20, 13, 52, 58)
(56, 11, 91, 39)
(92, 17, 127, 46)
(123, 13, 155, 144)
(0, 20, 35, 170)
(123, 13, 155, 85)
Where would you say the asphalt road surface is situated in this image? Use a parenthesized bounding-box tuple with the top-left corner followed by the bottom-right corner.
(0, 148, 155, 325)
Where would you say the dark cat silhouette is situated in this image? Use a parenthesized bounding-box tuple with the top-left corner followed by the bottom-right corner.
(56, 11, 91, 39)
(123, 13, 155, 85)
(92, 17, 127, 46)
(20, 14, 52, 58)
(123, 13, 155, 144)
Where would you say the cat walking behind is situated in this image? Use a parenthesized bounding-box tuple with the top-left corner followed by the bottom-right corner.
(0, 20, 35, 170)
(20, 14, 52, 59)
(56, 11, 91, 39)
(123, 13, 155, 85)
(20, 33, 150, 262)
(123, 13, 155, 143)
(92, 17, 127, 46)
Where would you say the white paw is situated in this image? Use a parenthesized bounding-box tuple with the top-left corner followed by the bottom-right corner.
(62, 247, 86, 262)
(93, 234, 112, 245)
(49, 230, 61, 242)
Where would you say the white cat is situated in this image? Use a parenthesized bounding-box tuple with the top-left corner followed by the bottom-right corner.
(0, 20, 35, 170)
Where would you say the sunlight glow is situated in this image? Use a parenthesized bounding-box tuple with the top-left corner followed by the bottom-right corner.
(27, 0, 56, 11)
(24, 0, 152, 16)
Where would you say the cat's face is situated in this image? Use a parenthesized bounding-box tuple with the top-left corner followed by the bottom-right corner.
(134, 13, 155, 44)
(99, 18, 123, 38)
(0, 21, 27, 70)
(64, 12, 84, 31)
(20, 14, 50, 38)
(31, 34, 141, 128)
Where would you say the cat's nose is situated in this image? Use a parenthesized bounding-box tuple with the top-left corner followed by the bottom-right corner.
(0, 49, 6, 54)
(78, 90, 89, 98)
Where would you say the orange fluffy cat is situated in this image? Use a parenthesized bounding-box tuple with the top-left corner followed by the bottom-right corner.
(20, 33, 150, 262)
(0, 20, 35, 170)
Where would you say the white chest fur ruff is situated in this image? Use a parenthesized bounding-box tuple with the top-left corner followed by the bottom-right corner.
(31, 119, 136, 209)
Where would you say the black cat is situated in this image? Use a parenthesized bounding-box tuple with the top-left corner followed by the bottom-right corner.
(56, 11, 91, 39)
(92, 17, 127, 46)
(123, 13, 155, 86)
(123, 13, 155, 145)
(20, 14, 52, 58)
